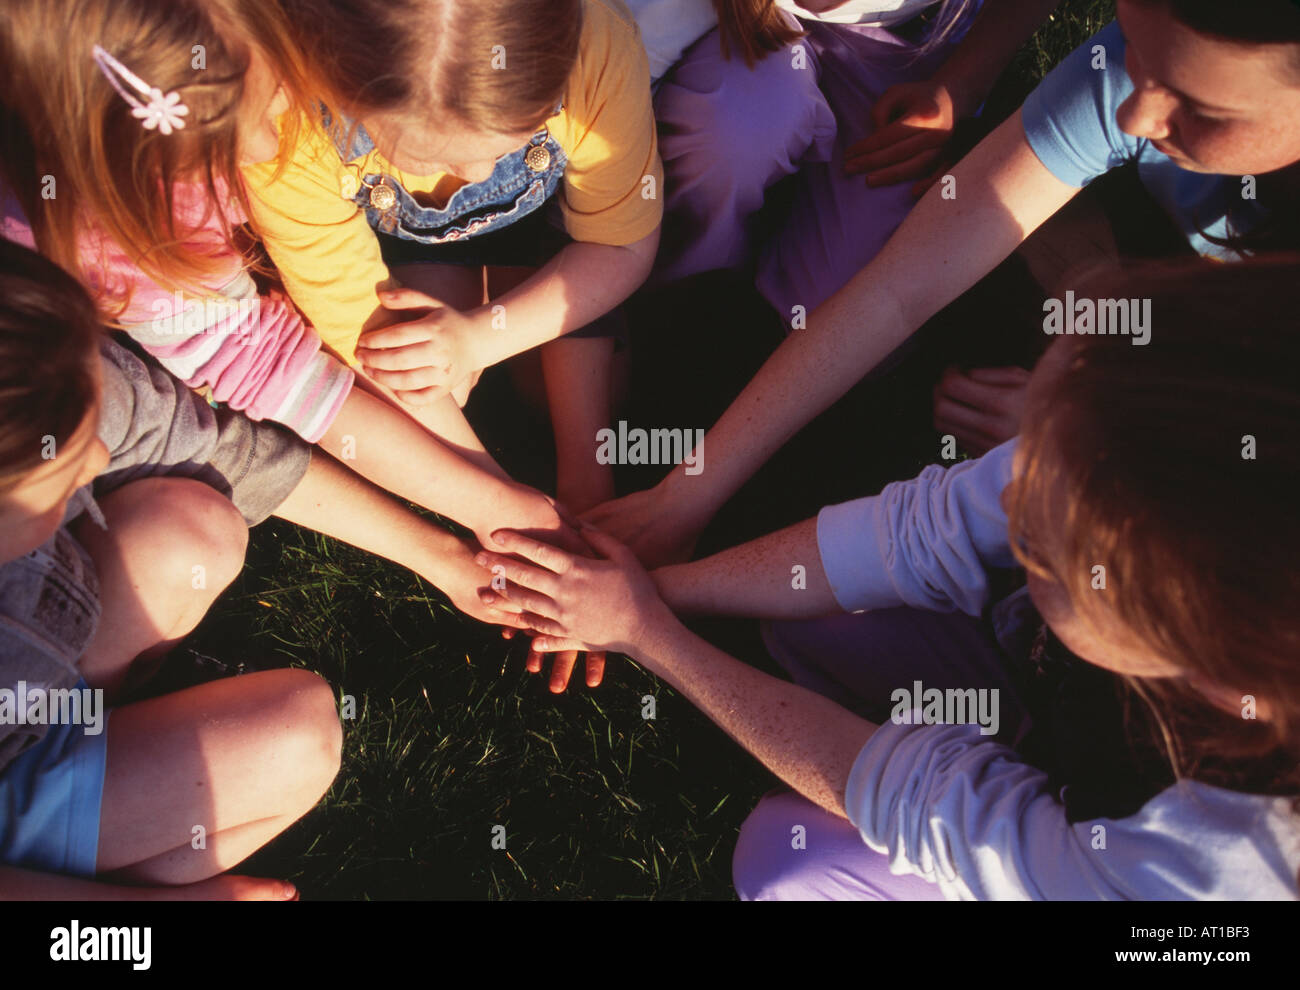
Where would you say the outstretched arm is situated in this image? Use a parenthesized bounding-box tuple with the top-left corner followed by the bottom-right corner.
(475, 526, 874, 818)
(318, 383, 564, 551)
(652, 517, 839, 618)
(657, 441, 1020, 619)
(631, 620, 871, 819)
(586, 111, 1076, 566)
(272, 450, 531, 630)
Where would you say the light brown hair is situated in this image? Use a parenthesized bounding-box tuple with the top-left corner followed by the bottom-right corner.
(1006, 257, 1300, 805)
(278, 0, 583, 135)
(713, 0, 803, 67)
(0, 0, 313, 316)
(0, 240, 101, 494)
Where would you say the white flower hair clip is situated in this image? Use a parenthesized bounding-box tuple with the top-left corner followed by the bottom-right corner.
(91, 44, 189, 135)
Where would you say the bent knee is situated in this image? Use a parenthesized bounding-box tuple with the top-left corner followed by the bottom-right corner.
(732, 791, 854, 901)
(89, 478, 249, 599)
(153, 480, 249, 593)
(272, 670, 343, 807)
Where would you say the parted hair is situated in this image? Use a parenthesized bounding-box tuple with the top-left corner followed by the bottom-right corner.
(278, 0, 583, 135)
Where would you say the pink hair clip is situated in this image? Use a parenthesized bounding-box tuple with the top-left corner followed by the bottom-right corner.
(91, 44, 189, 135)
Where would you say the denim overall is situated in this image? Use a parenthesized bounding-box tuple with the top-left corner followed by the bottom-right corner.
(326, 108, 624, 339)
(327, 108, 567, 261)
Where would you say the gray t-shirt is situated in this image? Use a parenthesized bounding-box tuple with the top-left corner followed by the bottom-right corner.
(0, 336, 311, 772)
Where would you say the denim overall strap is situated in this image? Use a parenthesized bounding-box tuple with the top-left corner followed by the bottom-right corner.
(324, 105, 569, 245)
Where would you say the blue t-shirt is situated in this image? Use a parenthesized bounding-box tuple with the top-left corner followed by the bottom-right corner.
(1021, 21, 1265, 260)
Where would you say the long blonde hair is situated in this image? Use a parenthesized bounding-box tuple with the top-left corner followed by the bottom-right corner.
(0, 0, 312, 316)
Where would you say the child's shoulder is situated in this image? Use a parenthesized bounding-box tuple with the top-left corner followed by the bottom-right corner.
(584, 0, 639, 32)
(560, 0, 654, 124)
(580, 0, 645, 56)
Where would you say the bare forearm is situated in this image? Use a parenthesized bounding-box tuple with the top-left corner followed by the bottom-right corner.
(474, 232, 659, 366)
(658, 112, 1073, 517)
(320, 387, 537, 536)
(635, 620, 875, 819)
(273, 450, 464, 588)
(653, 517, 841, 617)
(933, 0, 1063, 115)
(344, 368, 507, 480)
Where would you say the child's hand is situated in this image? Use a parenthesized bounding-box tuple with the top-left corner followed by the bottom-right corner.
(436, 536, 535, 629)
(165, 874, 299, 901)
(844, 80, 960, 196)
(581, 485, 704, 569)
(474, 524, 675, 657)
(478, 494, 609, 692)
(356, 287, 488, 405)
(485, 486, 583, 556)
(932, 365, 1030, 455)
(496, 626, 607, 694)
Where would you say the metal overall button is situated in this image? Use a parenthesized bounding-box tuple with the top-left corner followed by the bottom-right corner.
(524, 129, 552, 173)
(369, 180, 397, 212)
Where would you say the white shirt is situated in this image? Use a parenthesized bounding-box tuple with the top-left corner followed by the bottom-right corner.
(775, 0, 936, 28)
(626, 0, 941, 81)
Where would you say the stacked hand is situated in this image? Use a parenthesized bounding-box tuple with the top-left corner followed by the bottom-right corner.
(356, 287, 487, 406)
(475, 523, 673, 663)
(580, 483, 705, 570)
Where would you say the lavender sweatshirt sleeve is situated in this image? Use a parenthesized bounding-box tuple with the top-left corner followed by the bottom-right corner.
(846, 721, 1300, 900)
(819, 441, 1300, 899)
(816, 441, 1019, 616)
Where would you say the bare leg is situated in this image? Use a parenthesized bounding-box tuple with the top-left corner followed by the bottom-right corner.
(486, 266, 616, 511)
(96, 668, 341, 884)
(72, 478, 249, 702)
(362, 261, 509, 478)
(541, 335, 616, 513)
(60, 479, 340, 885)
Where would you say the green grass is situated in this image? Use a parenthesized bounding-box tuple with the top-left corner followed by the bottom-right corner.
(181, 1, 1113, 900)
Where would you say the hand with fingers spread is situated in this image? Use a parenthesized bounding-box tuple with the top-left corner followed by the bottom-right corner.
(932, 364, 1031, 455)
(844, 80, 960, 197)
(355, 286, 489, 406)
(475, 523, 673, 662)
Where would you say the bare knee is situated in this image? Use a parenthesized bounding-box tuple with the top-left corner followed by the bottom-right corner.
(160, 482, 249, 596)
(270, 669, 343, 812)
